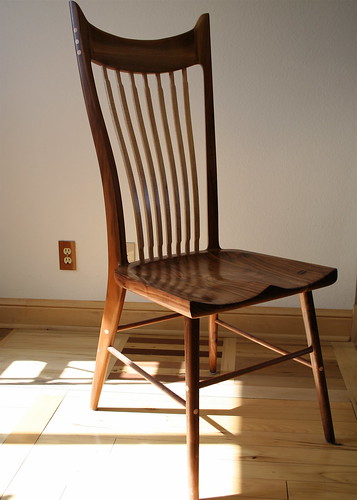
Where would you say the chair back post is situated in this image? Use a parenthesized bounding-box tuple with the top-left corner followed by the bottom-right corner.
(70, 2, 128, 267)
(195, 15, 220, 251)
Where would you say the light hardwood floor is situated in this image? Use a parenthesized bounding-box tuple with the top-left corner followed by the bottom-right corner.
(0, 327, 356, 499)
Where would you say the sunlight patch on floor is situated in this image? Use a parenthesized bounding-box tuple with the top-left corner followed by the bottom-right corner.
(59, 360, 96, 380)
(0, 360, 47, 383)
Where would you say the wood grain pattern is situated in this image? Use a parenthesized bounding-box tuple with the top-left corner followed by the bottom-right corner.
(300, 291, 335, 443)
(0, 298, 351, 340)
(143, 73, 171, 258)
(0, 392, 65, 498)
(103, 66, 203, 261)
(0, 328, 13, 342)
(116, 249, 337, 318)
(108, 335, 223, 382)
(0, 328, 356, 499)
(182, 67, 200, 253)
(333, 342, 357, 415)
(71, 2, 216, 266)
(184, 317, 200, 500)
(69, 2, 339, 498)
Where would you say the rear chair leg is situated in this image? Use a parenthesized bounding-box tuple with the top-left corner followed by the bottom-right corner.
(300, 291, 335, 443)
(184, 317, 200, 500)
(90, 284, 126, 410)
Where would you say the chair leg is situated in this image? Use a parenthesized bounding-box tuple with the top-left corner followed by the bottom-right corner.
(184, 317, 200, 500)
(208, 314, 218, 373)
(90, 283, 126, 410)
(300, 291, 335, 443)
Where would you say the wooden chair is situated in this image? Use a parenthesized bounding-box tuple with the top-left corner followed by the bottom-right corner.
(69, 2, 337, 498)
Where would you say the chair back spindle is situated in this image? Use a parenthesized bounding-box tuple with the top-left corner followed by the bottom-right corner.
(103, 68, 203, 263)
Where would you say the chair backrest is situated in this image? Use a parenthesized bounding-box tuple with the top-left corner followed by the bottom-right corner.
(70, 1, 219, 267)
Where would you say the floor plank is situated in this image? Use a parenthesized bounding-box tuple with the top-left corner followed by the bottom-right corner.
(287, 480, 357, 499)
(332, 342, 357, 415)
(0, 392, 64, 497)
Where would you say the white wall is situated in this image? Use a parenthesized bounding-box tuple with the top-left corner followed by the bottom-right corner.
(1, 0, 356, 309)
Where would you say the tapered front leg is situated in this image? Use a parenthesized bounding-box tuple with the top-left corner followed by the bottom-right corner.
(90, 284, 126, 410)
(300, 291, 335, 443)
(208, 314, 218, 373)
(184, 317, 200, 500)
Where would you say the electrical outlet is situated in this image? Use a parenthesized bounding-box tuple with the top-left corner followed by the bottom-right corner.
(126, 242, 136, 263)
(59, 241, 76, 270)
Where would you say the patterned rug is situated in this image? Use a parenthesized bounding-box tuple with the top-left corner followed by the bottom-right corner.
(108, 335, 223, 382)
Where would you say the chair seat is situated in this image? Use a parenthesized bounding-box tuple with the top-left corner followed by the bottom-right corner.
(115, 249, 337, 317)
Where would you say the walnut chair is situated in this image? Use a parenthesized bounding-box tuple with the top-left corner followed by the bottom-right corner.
(69, 2, 337, 498)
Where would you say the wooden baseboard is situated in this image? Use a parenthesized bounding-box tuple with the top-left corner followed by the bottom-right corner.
(0, 298, 352, 342)
(352, 304, 357, 344)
